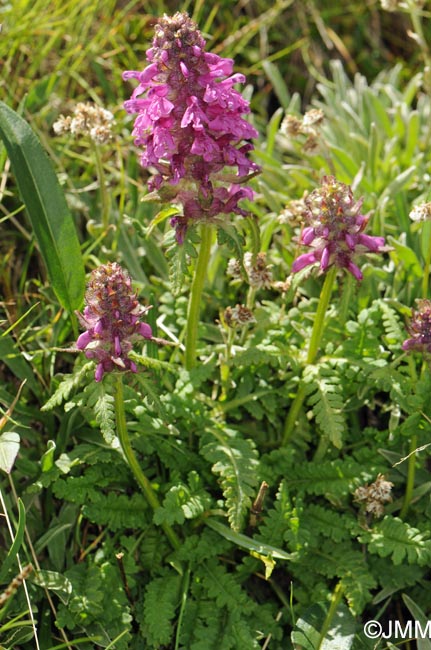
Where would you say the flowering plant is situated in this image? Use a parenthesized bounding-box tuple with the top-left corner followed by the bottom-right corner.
(291, 175, 385, 280)
(123, 11, 259, 241)
(76, 263, 152, 381)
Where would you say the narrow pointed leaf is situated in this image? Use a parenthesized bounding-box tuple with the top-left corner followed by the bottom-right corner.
(0, 101, 85, 312)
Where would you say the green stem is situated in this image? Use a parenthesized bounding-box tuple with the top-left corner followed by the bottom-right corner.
(306, 266, 337, 365)
(400, 434, 418, 519)
(114, 375, 180, 550)
(93, 142, 110, 230)
(185, 223, 213, 370)
(422, 224, 431, 298)
(316, 582, 344, 650)
(282, 267, 337, 445)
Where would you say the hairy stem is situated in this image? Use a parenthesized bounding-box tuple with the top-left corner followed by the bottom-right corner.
(114, 374, 180, 550)
(282, 267, 337, 445)
(185, 223, 213, 370)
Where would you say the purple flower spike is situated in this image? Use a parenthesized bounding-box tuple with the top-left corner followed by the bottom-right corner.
(291, 176, 385, 280)
(402, 300, 431, 355)
(76, 263, 153, 382)
(123, 12, 260, 241)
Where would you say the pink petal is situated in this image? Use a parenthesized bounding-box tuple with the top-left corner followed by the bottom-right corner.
(76, 331, 92, 349)
(139, 322, 152, 339)
(291, 252, 319, 273)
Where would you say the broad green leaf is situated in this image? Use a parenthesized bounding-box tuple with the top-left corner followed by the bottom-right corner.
(32, 569, 72, 605)
(0, 431, 20, 474)
(291, 601, 356, 650)
(0, 101, 85, 313)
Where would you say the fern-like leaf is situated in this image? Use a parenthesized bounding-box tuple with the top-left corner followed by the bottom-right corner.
(378, 299, 405, 349)
(201, 427, 259, 531)
(41, 362, 93, 411)
(359, 516, 431, 566)
(139, 571, 181, 647)
(304, 366, 345, 448)
(284, 458, 377, 498)
(154, 471, 212, 525)
(66, 380, 117, 447)
(165, 226, 198, 295)
(200, 558, 251, 611)
(216, 222, 246, 263)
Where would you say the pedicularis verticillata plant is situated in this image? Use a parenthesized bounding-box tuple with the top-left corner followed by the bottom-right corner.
(283, 176, 386, 446)
(122, 11, 259, 241)
(6, 5, 431, 649)
(76, 263, 153, 382)
(123, 11, 260, 369)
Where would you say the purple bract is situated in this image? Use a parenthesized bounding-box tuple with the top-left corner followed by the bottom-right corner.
(291, 176, 385, 280)
(76, 263, 152, 382)
(123, 12, 259, 241)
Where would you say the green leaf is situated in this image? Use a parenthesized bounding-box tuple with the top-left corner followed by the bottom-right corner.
(359, 516, 431, 566)
(402, 594, 431, 650)
(146, 205, 180, 237)
(201, 427, 259, 531)
(0, 498, 26, 582)
(205, 519, 296, 561)
(0, 431, 20, 474)
(291, 601, 356, 650)
(32, 569, 72, 605)
(0, 332, 39, 395)
(0, 101, 85, 312)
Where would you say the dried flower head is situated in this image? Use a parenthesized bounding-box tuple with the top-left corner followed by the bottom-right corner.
(409, 202, 431, 223)
(291, 176, 385, 280)
(224, 304, 255, 328)
(226, 258, 242, 280)
(281, 109, 324, 151)
(76, 263, 152, 382)
(278, 195, 308, 226)
(244, 252, 273, 289)
(53, 102, 115, 144)
(402, 299, 431, 355)
(354, 474, 393, 518)
(123, 12, 259, 242)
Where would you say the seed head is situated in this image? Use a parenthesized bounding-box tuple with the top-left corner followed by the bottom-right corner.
(53, 102, 115, 144)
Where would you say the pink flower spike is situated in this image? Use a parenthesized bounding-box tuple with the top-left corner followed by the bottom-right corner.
(122, 11, 260, 241)
(75, 263, 154, 381)
(290, 176, 385, 281)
